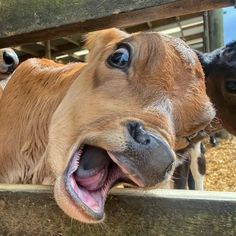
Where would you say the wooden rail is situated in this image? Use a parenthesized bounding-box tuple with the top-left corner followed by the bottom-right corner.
(0, 0, 234, 47)
(0, 185, 236, 235)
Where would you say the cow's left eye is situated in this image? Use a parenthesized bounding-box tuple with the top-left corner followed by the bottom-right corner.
(225, 80, 236, 93)
(107, 44, 131, 69)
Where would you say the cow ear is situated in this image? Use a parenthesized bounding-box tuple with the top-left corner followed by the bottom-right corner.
(194, 50, 211, 77)
(85, 28, 129, 62)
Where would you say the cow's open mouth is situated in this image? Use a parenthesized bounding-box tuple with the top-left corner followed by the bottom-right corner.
(65, 144, 138, 221)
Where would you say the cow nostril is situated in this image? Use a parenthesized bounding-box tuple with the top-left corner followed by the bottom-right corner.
(127, 121, 151, 145)
(136, 134, 151, 145)
(3, 51, 14, 66)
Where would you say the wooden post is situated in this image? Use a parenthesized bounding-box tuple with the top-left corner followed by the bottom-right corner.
(208, 9, 224, 50)
(203, 11, 210, 52)
(45, 40, 51, 59)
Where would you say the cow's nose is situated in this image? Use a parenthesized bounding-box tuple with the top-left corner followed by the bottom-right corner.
(125, 121, 174, 186)
(3, 51, 19, 72)
(127, 121, 151, 145)
(3, 51, 14, 65)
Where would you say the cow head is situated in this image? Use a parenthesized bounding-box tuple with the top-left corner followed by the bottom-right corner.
(196, 41, 236, 135)
(48, 29, 215, 223)
(0, 48, 19, 80)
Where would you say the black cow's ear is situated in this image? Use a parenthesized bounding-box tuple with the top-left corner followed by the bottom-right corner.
(194, 50, 211, 78)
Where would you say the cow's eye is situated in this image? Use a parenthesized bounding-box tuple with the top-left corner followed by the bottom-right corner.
(225, 80, 236, 93)
(107, 44, 131, 69)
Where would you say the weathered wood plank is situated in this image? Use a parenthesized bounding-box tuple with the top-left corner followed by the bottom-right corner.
(0, 185, 236, 236)
(0, 0, 234, 47)
(208, 9, 224, 50)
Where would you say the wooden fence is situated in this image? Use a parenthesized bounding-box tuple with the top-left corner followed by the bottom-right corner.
(0, 185, 236, 235)
(0, 0, 234, 47)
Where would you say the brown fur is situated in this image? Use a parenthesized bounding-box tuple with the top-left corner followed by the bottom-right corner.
(0, 29, 215, 222)
(0, 59, 85, 183)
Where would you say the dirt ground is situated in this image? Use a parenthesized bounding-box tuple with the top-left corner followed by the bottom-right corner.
(204, 135, 236, 192)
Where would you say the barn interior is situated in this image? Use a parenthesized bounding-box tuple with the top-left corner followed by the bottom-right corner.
(7, 11, 222, 64)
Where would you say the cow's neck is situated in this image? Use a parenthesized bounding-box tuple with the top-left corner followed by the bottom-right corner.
(0, 59, 86, 184)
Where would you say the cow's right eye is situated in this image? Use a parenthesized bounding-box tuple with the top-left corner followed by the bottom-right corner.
(225, 80, 236, 93)
(107, 43, 131, 70)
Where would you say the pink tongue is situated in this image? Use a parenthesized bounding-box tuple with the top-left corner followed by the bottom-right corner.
(75, 168, 106, 191)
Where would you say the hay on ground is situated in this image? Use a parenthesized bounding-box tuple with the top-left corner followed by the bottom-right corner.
(204, 136, 236, 192)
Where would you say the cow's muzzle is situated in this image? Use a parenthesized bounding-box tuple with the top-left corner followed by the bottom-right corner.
(0, 50, 19, 79)
(110, 121, 175, 187)
(63, 121, 175, 222)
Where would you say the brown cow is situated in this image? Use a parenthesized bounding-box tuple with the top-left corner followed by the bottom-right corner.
(0, 29, 215, 223)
